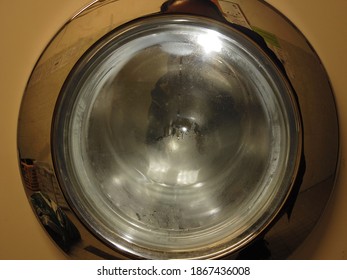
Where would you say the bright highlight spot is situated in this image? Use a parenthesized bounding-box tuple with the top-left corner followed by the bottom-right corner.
(197, 30, 222, 53)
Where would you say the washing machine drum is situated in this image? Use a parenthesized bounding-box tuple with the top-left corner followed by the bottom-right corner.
(18, 0, 338, 260)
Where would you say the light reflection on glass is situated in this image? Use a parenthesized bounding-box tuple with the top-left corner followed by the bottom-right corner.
(177, 170, 200, 185)
(197, 30, 222, 53)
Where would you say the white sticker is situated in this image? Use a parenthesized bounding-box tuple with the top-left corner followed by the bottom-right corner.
(219, 1, 251, 29)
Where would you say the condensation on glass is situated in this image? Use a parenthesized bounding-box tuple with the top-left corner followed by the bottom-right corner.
(53, 16, 301, 258)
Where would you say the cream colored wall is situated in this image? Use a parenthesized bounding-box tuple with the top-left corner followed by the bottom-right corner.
(0, 0, 346, 259)
(0, 0, 91, 260)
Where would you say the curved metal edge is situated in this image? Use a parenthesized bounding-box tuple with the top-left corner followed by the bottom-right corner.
(258, 0, 340, 258)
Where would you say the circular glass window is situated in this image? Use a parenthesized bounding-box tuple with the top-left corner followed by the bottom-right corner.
(53, 15, 301, 259)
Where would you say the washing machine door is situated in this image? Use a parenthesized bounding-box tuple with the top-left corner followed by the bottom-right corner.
(17, 0, 338, 260)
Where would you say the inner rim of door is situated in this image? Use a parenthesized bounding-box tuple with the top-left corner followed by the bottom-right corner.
(52, 14, 301, 259)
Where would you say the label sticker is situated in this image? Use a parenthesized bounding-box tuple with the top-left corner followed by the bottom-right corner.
(219, 1, 251, 28)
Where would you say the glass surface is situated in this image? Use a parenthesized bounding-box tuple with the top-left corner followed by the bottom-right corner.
(53, 16, 300, 258)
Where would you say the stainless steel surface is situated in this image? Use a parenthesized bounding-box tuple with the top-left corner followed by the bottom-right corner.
(0, 0, 342, 260)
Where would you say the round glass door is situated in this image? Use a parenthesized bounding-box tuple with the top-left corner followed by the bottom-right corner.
(52, 15, 301, 259)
